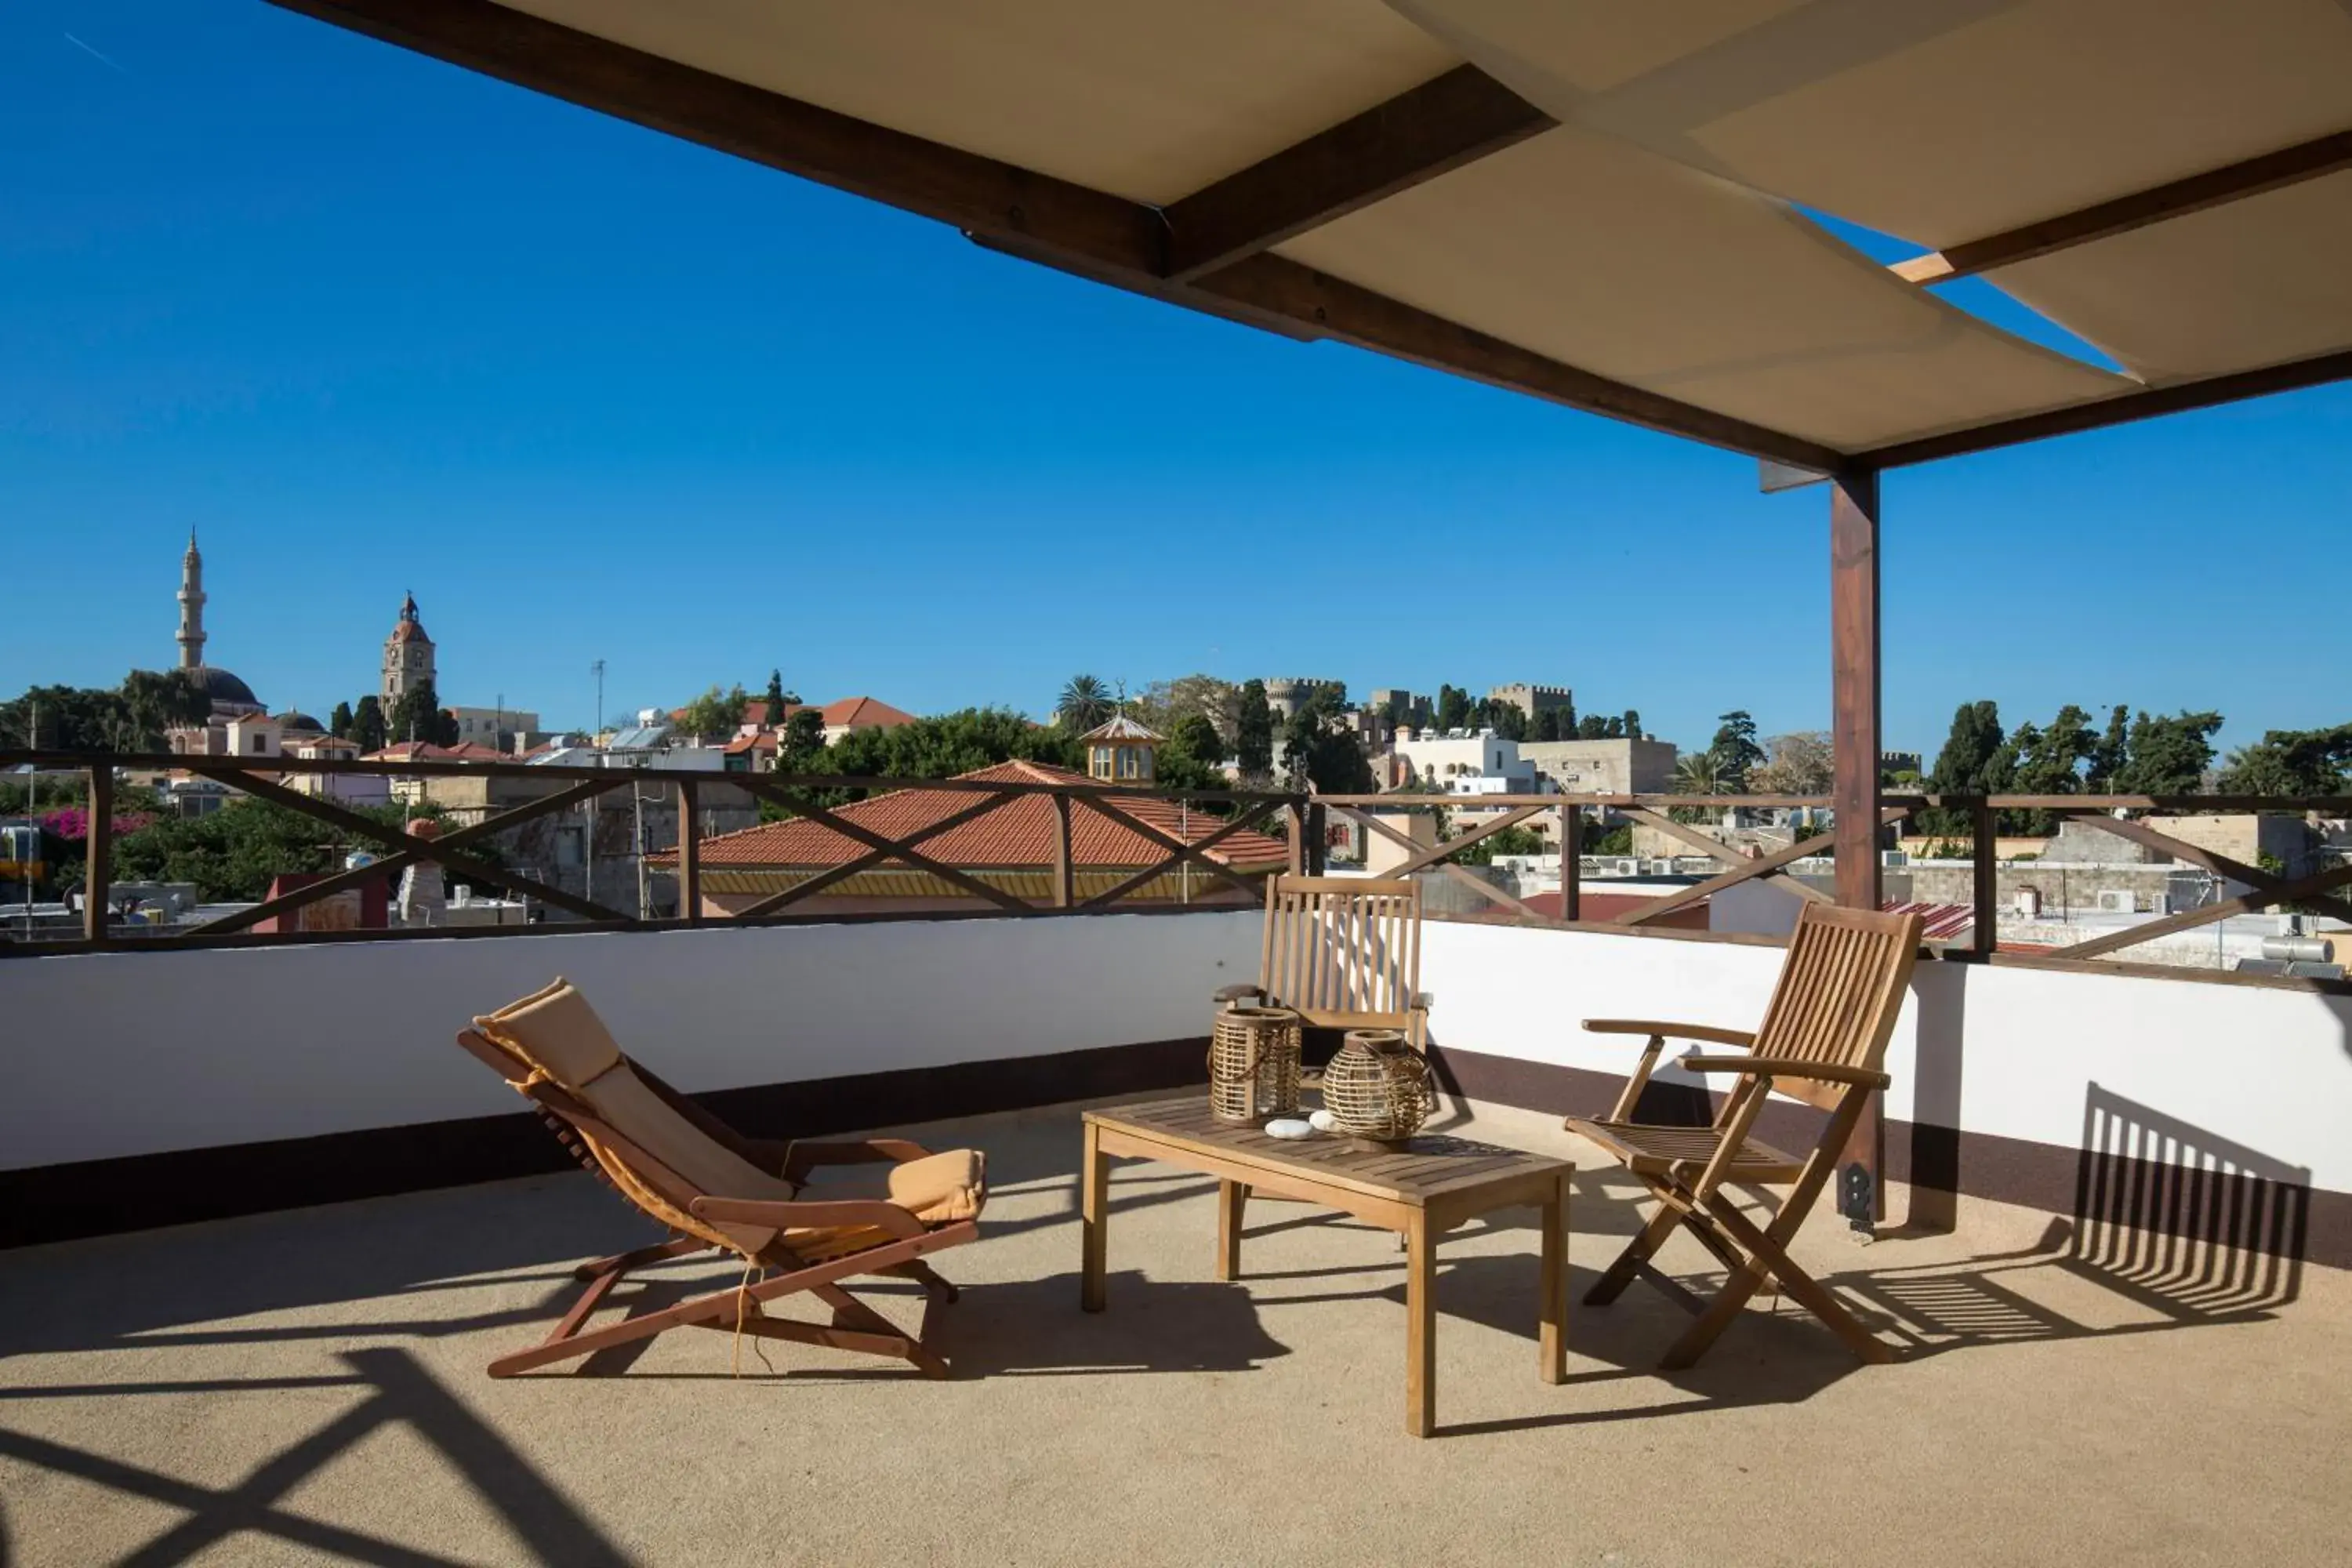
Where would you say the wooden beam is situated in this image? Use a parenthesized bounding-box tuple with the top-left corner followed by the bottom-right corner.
(83, 766, 113, 946)
(1160, 64, 1552, 282)
(1830, 471, 1883, 912)
(189, 775, 624, 936)
(1051, 793, 1075, 909)
(2060, 858, 2352, 962)
(1862, 347, 2352, 470)
(1890, 129, 2352, 285)
(2055, 809, 2352, 926)
(265, 0, 1842, 472)
(1829, 467, 1883, 1225)
(739, 778, 1036, 914)
(728, 789, 1022, 920)
(1559, 803, 1580, 922)
(179, 764, 633, 924)
(677, 779, 702, 924)
(1076, 799, 1284, 910)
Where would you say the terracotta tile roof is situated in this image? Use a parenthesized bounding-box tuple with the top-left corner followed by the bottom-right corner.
(779, 696, 917, 730)
(364, 741, 505, 762)
(722, 732, 778, 756)
(656, 760, 1286, 871)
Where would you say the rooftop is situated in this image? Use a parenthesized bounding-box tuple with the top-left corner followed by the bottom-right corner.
(661, 760, 1289, 870)
(2, 1099, 2339, 1566)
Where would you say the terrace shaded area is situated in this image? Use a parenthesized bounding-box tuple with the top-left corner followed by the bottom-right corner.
(2, 1100, 2342, 1567)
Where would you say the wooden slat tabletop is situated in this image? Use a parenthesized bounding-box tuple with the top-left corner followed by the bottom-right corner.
(1085, 1095, 1568, 1207)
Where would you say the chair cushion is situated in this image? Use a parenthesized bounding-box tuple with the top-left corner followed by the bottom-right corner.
(476, 980, 794, 1206)
(474, 979, 623, 1089)
(803, 1149, 987, 1225)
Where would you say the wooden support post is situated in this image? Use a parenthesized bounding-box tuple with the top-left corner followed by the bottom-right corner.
(1051, 792, 1075, 909)
(1830, 469, 1886, 1222)
(1559, 802, 1581, 921)
(1972, 799, 1998, 958)
(1305, 802, 1327, 876)
(677, 779, 702, 924)
(83, 765, 113, 946)
(1285, 801, 1306, 877)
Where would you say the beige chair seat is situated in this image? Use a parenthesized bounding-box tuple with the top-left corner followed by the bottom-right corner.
(1566, 1117, 1803, 1184)
(800, 1148, 988, 1225)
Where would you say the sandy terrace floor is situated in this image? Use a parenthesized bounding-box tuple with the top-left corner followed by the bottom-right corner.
(2, 1098, 2347, 1567)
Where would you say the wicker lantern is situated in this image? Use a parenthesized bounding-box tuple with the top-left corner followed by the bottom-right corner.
(1321, 1028, 1434, 1150)
(1208, 1005, 1303, 1123)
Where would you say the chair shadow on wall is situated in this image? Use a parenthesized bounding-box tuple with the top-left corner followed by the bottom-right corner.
(1835, 1081, 2310, 1356)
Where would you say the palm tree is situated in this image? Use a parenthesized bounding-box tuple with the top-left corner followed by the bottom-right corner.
(1057, 674, 1113, 731)
(1671, 751, 1724, 824)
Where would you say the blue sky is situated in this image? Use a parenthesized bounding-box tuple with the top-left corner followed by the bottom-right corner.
(4, 2, 2347, 759)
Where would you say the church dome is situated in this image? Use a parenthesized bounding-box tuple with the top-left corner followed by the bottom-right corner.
(274, 710, 325, 734)
(187, 665, 261, 710)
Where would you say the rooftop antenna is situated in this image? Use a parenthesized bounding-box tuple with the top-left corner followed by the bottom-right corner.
(590, 659, 607, 737)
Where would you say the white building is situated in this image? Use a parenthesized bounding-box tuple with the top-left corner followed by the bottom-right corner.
(448, 706, 543, 750)
(1390, 728, 1538, 791)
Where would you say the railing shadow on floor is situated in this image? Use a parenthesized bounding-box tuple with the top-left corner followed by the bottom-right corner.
(0, 1345, 630, 1566)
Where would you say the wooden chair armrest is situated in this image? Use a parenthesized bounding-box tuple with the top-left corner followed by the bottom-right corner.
(782, 1138, 935, 1182)
(1681, 1056, 1891, 1090)
(688, 1196, 927, 1240)
(1582, 1018, 1756, 1049)
(1214, 982, 1269, 1004)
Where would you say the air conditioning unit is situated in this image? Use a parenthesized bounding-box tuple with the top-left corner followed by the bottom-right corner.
(1645, 858, 1677, 876)
(1881, 850, 1908, 867)
(2145, 894, 2172, 916)
(2095, 890, 2136, 913)
(1613, 858, 1642, 877)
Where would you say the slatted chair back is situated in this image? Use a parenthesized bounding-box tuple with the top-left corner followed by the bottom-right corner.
(1748, 902, 1923, 1110)
(1260, 875, 1423, 1037)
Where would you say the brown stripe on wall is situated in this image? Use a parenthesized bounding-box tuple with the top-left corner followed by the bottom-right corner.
(0, 1035, 1210, 1250)
(1428, 1044, 2352, 1273)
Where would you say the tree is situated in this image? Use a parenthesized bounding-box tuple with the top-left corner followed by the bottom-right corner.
(825, 707, 1076, 800)
(778, 707, 828, 771)
(1168, 712, 1224, 769)
(2086, 703, 2130, 791)
(1750, 731, 1834, 796)
(1531, 708, 1562, 742)
(388, 682, 459, 746)
(1436, 684, 1472, 732)
(1919, 699, 2006, 835)
(762, 670, 792, 725)
(1133, 674, 1237, 742)
(107, 796, 493, 903)
(1577, 713, 1610, 739)
(1235, 680, 1275, 777)
(1621, 709, 1642, 741)
(2114, 710, 2222, 796)
(328, 701, 356, 741)
(2, 672, 211, 753)
(1057, 674, 1113, 732)
(351, 695, 387, 753)
(677, 683, 750, 741)
(1707, 710, 1765, 793)
(1602, 716, 1625, 738)
(1457, 822, 1548, 865)
(2216, 722, 2352, 797)
(119, 669, 212, 746)
(1488, 704, 1527, 742)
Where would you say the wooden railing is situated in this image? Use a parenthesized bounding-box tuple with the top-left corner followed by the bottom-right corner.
(8, 750, 2347, 988)
(0, 751, 1306, 953)
(1316, 790, 2352, 986)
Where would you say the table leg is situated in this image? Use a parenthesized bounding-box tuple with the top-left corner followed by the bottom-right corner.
(1080, 1122, 1108, 1312)
(1539, 1169, 1569, 1385)
(1405, 1211, 1436, 1437)
(1216, 1180, 1250, 1281)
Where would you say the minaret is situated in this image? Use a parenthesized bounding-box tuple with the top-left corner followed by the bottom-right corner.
(176, 528, 207, 670)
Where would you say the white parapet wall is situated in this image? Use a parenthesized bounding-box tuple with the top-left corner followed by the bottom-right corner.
(0, 912, 1264, 1171)
(1418, 920, 2352, 1198)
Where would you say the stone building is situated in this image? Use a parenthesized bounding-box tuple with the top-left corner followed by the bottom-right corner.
(381, 593, 437, 709)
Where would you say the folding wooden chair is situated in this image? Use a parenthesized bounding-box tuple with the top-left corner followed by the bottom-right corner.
(1217, 874, 1428, 1051)
(456, 978, 983, 1379)
(1566, 903, 1922, 1368)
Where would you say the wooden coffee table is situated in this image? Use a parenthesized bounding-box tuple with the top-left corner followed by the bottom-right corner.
(1080, 1096, 1573, 1437)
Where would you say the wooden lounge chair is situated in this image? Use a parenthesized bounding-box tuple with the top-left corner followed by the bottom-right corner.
(1566, 903, 1922, 1369)
(456, 978, 983, 1379)
(1218, 874, 1428, 1052)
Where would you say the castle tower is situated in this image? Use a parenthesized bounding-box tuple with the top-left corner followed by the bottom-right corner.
(382, 592, 437, 709)
(176, 528, 207, 670)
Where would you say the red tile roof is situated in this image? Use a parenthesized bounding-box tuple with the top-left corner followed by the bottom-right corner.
(779, 695, 917, 730)
(657, 760, 1286, 870)
(364, 741, 506, 762)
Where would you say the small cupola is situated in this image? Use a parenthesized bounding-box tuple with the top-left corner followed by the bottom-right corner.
(1080, 713, 1165, 784)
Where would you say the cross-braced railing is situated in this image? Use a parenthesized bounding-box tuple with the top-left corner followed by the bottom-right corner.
(0, 750, 1307, 953)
